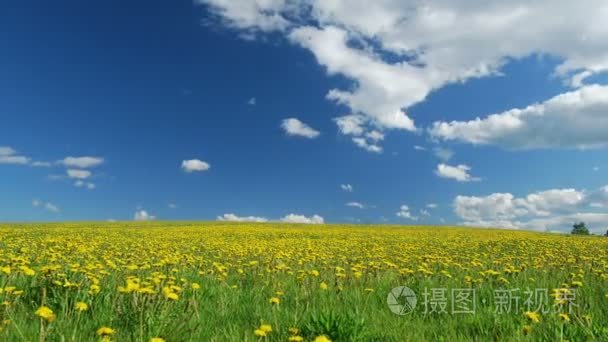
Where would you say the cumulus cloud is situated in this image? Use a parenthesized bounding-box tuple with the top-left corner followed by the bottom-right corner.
(196, 1, 608, 151)
(67, 169, 92, 180)
(281, 118, 320, 138)
(340, 184, 353, 192)
(134, 210, 156, 221)
(431, 85, 608, 149)
(0, 147, 16, 156)
(396, 205, 417, 220)
(217, 213, 268, 222)
(435, 164, 480, 182)
(59, 156, 104, 168)
(280, 213, 324, 224)
(454, 187, 608, 232)
(181, 159, 210, 172)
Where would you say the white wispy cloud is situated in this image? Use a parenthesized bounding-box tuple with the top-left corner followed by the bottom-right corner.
(281, 118, 320, 138)
(217, 213, 268, 222)
(32, 199, 60, 213)
(67, 169, 92, 180)
(346, 202, 366, 209)
(435, 164, 480, 182)
(181, 159, 211, 172)
(58, 156, 104, 168)
(340, 184, 353, 192)
(280, 213, 324, 224)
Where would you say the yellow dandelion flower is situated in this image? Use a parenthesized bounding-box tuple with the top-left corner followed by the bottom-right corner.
(314, 335, 332, 342)
(319, 282, 328, 290)
(96, 327, 115, 336)
(35, 306, 56, 322)
(259, 324, 272, 333)
(559, 313, 570, 322)
(289, 336, 304, 341)
(524, 311, 540, 323)
(75, 302, 88, 311)
(150, 338, 166, 342)
(254, 329, 266, 337)
(191, 282, 201, 290)
(269, 297, 280, 304)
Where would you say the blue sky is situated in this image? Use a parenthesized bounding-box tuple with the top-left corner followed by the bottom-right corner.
(2, 1, 608, 232)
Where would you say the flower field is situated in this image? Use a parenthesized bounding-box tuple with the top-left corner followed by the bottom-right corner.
(0, 222, 607, 341)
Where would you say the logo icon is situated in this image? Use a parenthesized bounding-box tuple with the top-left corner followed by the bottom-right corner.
(387, 286, 417, 315)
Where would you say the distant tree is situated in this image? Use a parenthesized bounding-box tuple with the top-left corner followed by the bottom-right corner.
(571, 222, 590, 235)
(604, 229, 608, 237)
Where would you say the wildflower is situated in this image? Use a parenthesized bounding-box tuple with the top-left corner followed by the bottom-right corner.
(150, 338, 166, 342)
(0, 266, 11, 275)
(254, 329, 266, 337)
(162, 287, 179, 300)
(191, 282, 201, 290)
(269, 297, 280, 305)
(524, 311, 540, 323)
(35, 306, 56, 322)
(522, 325, 532, 335)
(97, 327, 115, 336)
(559, 313, 570, 322)
(289, 336, 304, 341)
(314, 335, 332, 342)
(75, 302, 89, 311)
(319, 282, 328, 290)
(571, 281, 583, 287)
(260, 324, 272, 333)
(364, 288, 374, 293)
(289, 327, 300, 335)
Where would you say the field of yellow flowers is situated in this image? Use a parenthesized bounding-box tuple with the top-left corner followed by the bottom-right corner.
(0, 222, 607, 341)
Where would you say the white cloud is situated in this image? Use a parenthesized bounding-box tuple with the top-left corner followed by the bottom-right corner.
(168, 203, 178, 209)
(134, 210, 156, 221)
(59, 156, 104, 168)
(426, 203, 438, 209)
(352, 137, 382, 153)
(181, 159, 211, 172)
(593, 166, 600, 171)
(340, 184, 353, 192)
(0, 147, 17, 156)
(281, 118, 320, 138)
(217, 213, 268, 222)
(431, 85, 608, 149)
(453, 187, 608, 232)
(346, 201, 365, 209)
(433, 147, 454, 162)
(396, 205, 417, 221)
(31, 161, 52, 167)
(248, 97, 256, 105)
(435, 164, 480, 182)
(420, 209, 431, 217)
(196, 1, 608, 151)
(32, 199, 59, 213)
(414, 145, 427, 151)
(280, 213, 324, 224)
(67, 169, 92, 180)
(74, 180, 95, 190)
(0, 155, 30, 165)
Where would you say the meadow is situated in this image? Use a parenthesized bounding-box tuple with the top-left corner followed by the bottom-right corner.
(0, 222, 606, 341)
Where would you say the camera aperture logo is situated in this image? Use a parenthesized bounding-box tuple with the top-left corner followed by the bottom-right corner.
(387, 286, 417, 315)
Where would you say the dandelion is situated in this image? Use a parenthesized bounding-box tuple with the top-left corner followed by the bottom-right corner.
(150, 338, 166, 342)
(289, 336, 304, 341)
(522, 325, 532, 335)
(75, 302, 89, 311)
(259, 324, 272, 333)
(524, 311, 540, 323)
(559, 313, 570, 322)
(97, 327, 115, 336)
(319, 282, 328, 290)
(254, 329, 266, 337)
(35, 306, 56, 322)
(314, 335, 332, 342)
(191, 282, 201, 290)
(269, 297, 280, 305)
